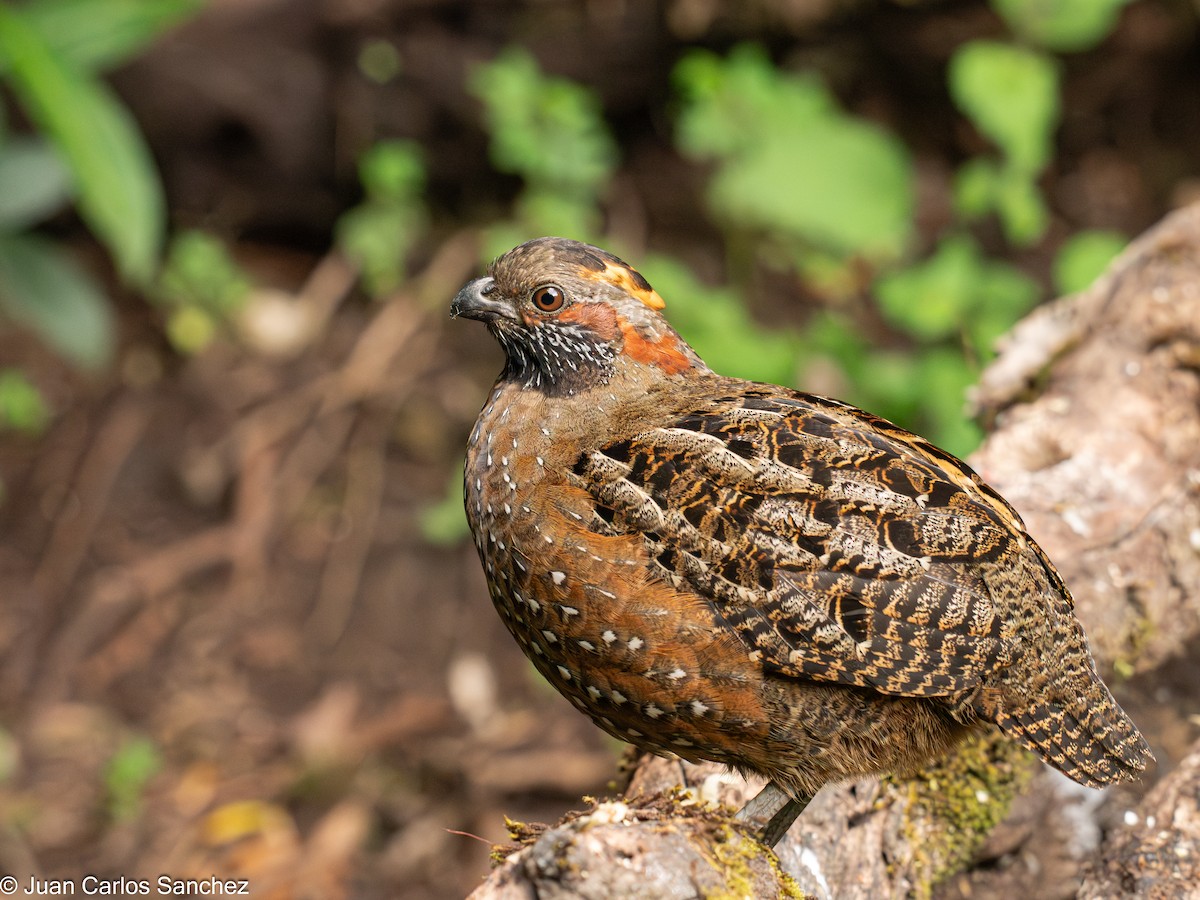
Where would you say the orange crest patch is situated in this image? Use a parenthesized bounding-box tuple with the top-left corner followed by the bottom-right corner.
(598, 262, 666, 311)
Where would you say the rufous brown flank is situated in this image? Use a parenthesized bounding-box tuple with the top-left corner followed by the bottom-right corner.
(452, 236, 1152, 846)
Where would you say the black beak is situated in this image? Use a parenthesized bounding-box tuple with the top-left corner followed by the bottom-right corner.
(451, 277, 513, 322)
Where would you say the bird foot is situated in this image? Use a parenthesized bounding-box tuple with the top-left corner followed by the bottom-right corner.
(735, 781, 811, 848)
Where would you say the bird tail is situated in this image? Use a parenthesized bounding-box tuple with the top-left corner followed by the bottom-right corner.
(987, 666, 1152, 786)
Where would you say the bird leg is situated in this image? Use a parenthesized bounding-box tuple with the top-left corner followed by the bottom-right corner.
(735, 780, 812, 848)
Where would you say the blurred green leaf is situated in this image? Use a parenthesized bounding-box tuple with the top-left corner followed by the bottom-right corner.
(336, 142, 427, 298)
(0, 369, 50, 434)
(967, 257, 1040, 357)
(0, 5, 165, 284)
(953, 157, 1047, 246)
(838, 345, 925, 432)
(157, 230, 251, 315)
(876, 234, 982, 341)
(952, 157, 1001, 221)
(949, 41, 1059, 173)
(0, 135, 72, 229)
(788, 247, 862, 301)
(420, 470, 470, 545)
(992, 0, 1133, 52)
(338, 202, 426, 298)
(914, 348, 983, 457)
(471, 48, 617, 195)
(357, 38, 401, 85)
(802, 309, 871, 376)
(674, 45, 831, 160)
(358, 140, 424, 203)
(992, 166, 1048, 245)
(165, 304, 216, 354)
(155, 230, 249, 354)
(707, 117, 913, 260)
(675, 45, 913, 262)
(105, 735, 162, 821)
(1053, 229, 1126, 295)
(5, 0, 200, 73)
(0, 232, 114, 369)
(471, 48, 614, 249)
(875, 233, 1038, 356)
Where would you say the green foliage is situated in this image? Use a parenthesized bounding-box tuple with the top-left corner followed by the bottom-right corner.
(356, 38, 401, 85)
(0, 232, 115, 369)
(950, 42, 1060, 174)
(1053, 229, 1126, 295)
(455, 16, 1133, 496)
(336, 140, 428, 298)
(359, 139, 424, 203)
(470, 47, 617, 257)
(953, 158, 1048, 246)
(157, 231, 251, 316)
(0, 368, 50, 434)
(877, 236, 983, 342)
(0, 0, 196, 395)
(876, 234, 1038, 354)
(675, 45, 914, 265)
(949, 41, 1059, 245)
(911, 349, 985, 457)
(0, 134, 71, 229)
(154, 230, 252, 354)
(865, 232, 1037, 454)
(992, 0, 1134, 52)
(0, 0, 202, 74)
(0, 3, 166, 286)
(472, 47, 616, 199)
(105, 734, 162, 821)
(0, 112, 111, 422)
(666, 44, 1050, 454)
(797, 312, 987, 458)
(419, 469, 471, 545)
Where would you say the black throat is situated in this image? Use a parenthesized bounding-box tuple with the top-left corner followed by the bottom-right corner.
(492, 321, 616, 397)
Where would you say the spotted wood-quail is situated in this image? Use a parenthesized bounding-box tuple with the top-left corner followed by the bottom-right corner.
(453, 237, 1152, 846)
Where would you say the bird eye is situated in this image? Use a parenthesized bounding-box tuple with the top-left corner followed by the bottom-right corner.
(531, 285, 566, 313)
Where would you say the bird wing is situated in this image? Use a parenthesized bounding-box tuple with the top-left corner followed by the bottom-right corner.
(571, 384, 1025, 699)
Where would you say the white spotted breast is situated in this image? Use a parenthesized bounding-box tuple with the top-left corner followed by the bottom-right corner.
(463, 380, 772, 760)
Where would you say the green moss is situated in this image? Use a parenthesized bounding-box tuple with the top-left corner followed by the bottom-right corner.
(893, 730, 1037, 897)
(1111, 600, 1156, 681)
(490, 814, 549, 865)
(700, 822, 806, 900)
(491, 790, 808, 894)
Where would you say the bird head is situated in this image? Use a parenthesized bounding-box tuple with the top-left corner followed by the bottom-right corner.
(452, 237, 705, 396)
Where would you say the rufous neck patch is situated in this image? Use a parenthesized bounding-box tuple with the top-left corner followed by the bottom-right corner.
(553, 300, 692, 374)
(618, 319, 692, 374)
